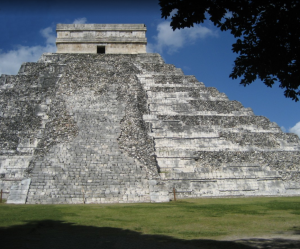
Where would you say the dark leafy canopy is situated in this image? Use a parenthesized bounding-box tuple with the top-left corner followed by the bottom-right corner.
(159, 0, 300, 101)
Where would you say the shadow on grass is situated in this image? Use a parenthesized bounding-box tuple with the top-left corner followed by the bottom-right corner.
(1, 220, 300, 249)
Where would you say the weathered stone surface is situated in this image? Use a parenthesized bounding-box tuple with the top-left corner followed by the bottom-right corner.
(0, 52, 300, 204)
(6, 178, 31, 204)
(56, 24, 147, 54)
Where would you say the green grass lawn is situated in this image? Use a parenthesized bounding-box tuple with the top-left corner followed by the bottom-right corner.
(1, 197, 300, 241)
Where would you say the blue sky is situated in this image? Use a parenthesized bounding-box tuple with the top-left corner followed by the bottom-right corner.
(1, 0, 299, 137)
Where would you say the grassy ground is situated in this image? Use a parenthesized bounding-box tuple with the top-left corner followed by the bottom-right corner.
(1, 196, 300, 241)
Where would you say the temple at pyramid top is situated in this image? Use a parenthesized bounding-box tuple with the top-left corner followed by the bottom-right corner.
(56, 24, 147, 54)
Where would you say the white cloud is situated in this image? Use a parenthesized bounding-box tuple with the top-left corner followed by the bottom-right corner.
(183, 66, 191, 71)
(0, 18, 88, 76)
(146, 43, 155, 53)
(73, 18, 87, 24)
(0, 44, 56, 75)
(40, 27, 56, 45)
(149, 21, 218, 54)
(289, 122, 300, 138)
(0, 27, 56, 75)
(281, 126, 287, 132)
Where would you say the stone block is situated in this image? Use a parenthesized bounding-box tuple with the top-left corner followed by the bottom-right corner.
(7, 179, 31, 204)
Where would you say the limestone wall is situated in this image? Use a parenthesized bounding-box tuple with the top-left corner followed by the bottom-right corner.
(56, 24, 147, 54)
(56, 43, 146, 54)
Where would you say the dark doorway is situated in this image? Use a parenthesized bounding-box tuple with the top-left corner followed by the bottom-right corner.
(97, 46, 105, 54)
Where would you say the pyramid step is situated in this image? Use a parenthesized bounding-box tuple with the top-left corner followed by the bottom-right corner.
(136, 53, 165, 63)
(138, 63, 184, 75)
(148, 124, 282, 136)
(18, 62, 66, 76)
(148, 100, 250, 113)
(144, 84, 205, 89)
(6, 178, 31, 204)
(155, 145, 295, 158)
(149, 106, 253, 116)
(147, 91, 228, 101)
(148, 86, 207, 92)
(152, 74, 199, 82)
(160, 166, 281, 180)
(38, 53, 61, 63)
(155, 115, 281, 131)
(0, 155, 33, 200)
(150, 131, 219, 138)
(138, 75, 202, 85)
(156, 148, 235, 157)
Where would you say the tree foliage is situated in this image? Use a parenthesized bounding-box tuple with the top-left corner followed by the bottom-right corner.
(159, 0, 300, 101)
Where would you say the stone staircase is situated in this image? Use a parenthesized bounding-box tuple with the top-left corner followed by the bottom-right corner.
(137, 59, 300, 199)
(0, 69, 50, 203)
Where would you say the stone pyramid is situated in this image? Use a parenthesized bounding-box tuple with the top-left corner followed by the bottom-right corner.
(1, 24, 300, 204)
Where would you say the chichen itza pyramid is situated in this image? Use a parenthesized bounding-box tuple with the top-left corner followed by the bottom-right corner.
(1, 24, 300, 204)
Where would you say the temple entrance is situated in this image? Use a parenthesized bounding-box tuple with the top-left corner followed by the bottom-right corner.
(97, 46, 105, 54)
